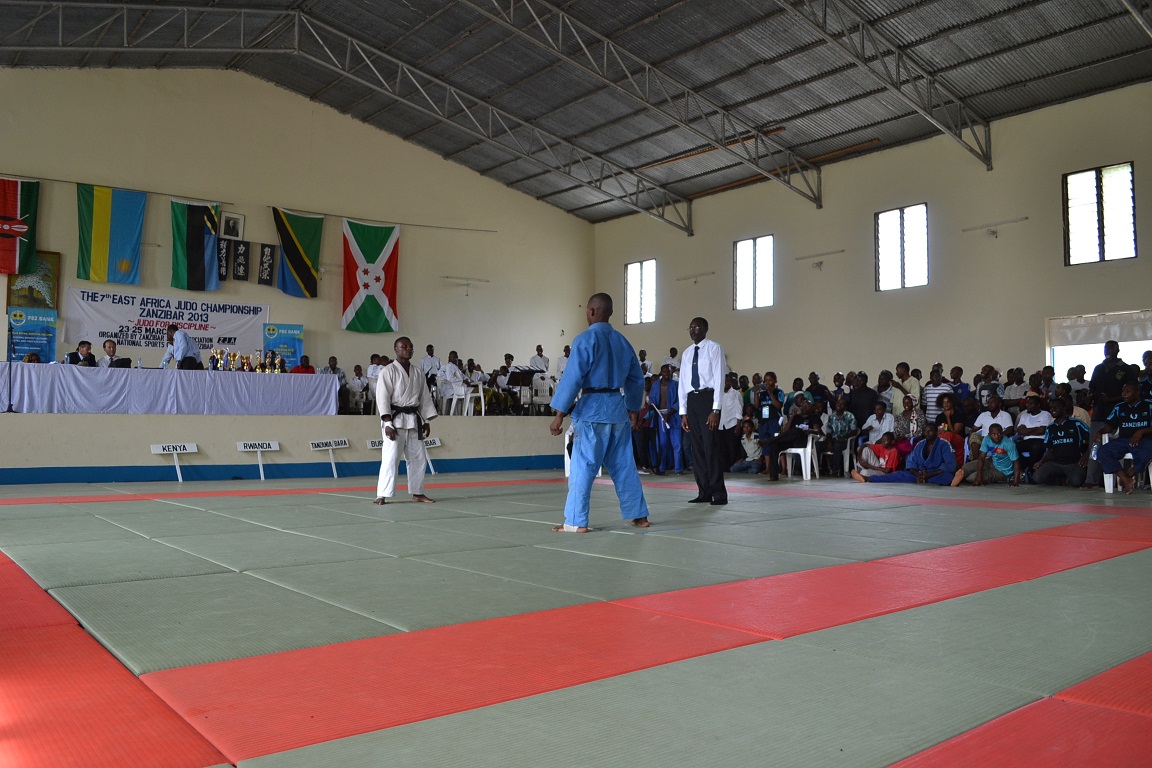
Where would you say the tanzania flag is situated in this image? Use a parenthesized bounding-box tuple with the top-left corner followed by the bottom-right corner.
(273, 208, 323, 298)
(0, 178, 39, 275)
(76, 184, 146, 284)
(342, 219, 399, 333)
(171, 199, 220, 292)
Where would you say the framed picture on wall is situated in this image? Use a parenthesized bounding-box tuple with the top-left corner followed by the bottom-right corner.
(6, 250, 60, 311)
(221, 212, 245, 241)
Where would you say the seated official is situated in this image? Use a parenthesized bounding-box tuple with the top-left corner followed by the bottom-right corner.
(319, 356, 350, 413)
(348, 364, 370, 415)
(1093, 382, 1152, 495)
(1033, 399, 1091, 487)
(853, 422, 958, 485)
(64, 340, 97, 366)
(97, 339, 122, 368)
(290, 355, 316, 374)
(958, 423, 1020, 486)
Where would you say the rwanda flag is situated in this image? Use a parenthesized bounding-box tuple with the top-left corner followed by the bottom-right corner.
(0, 177, 39, 275)
(171, 199, 220, 292)
(76, 184, 146, 284)
(273, 207, 323, 298)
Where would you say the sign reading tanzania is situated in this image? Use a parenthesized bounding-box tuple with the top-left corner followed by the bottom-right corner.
(310, 438, 350, 451)
(66, 287, 268, 352)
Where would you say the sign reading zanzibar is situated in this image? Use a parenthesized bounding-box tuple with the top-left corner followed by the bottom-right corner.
(66, 287, 269, 351)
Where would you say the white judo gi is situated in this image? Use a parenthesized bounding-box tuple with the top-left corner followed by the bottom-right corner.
(376, 360, 439, 499)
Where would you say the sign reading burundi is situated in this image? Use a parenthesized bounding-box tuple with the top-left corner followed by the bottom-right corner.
(342, 219, 399, 333)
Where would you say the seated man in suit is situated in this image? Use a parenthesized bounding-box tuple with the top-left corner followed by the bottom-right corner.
(64, 340, 97, 366)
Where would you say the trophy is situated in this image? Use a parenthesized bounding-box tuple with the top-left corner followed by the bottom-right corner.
(228, 351, 239, 371)
(209, 349, 220, 371)
(275, 355, 285, 373)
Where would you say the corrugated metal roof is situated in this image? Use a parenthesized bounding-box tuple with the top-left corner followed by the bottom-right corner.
(2, 0, 1150, 226)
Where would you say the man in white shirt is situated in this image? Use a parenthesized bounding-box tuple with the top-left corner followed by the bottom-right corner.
(638, 349, 655, 381)
(891, 361, 921, 407)
(366, 353, 384, 415)
(720, 372, 744, 470)
(160, 324, 202, 369)
(437, 351, 468, 407)
(418, 344, 440, 389)
(860, 401, 895, 445)
(969, 395, 1016, 458)
(97, 339, 120, 368)
(679, 318, 728, 505)
(555, 345, 570, 381)
(1015, 395, 1053, 480)
(529, 344, 549, 384)
(348, 364, 370, 414)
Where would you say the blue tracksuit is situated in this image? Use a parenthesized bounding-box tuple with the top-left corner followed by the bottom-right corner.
(551, 322, 649, 527)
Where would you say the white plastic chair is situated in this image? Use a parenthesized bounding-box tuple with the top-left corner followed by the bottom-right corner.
(781, 432, 820, 480)
(465, 383, 485, 416)
(529, 378, 553, 415)
(1101, 433, 1152, 493)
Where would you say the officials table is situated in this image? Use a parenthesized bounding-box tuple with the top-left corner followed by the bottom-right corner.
(0, 362, 338, 416)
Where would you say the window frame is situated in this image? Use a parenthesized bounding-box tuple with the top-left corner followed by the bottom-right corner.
(1062, 161, 1137, 266)
(732, 233, 774, 311)
(874, 202, 929, 292)
(624, 258, 656, 325)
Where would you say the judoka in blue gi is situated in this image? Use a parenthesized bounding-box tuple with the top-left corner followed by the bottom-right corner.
(548, 293, 651, 532)
(853, 422, 963, 486)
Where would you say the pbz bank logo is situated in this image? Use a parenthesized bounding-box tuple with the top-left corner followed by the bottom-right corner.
(9, 310, 27, 327)
(264, 325, 278, 339)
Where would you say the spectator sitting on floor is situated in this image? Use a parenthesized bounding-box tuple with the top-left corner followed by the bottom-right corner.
(957, 423, 1020, 487)
(1033, 399, 1091, 488)
(854, 432, 900, 478)
(730, 420, 763, 474)
(853, 422, 959, 486)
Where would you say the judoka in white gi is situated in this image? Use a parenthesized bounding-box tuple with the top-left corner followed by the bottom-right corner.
(548, 293, 650, 532)
(375, 337, 439, 505)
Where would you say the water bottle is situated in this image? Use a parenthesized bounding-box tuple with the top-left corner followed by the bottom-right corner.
(1090, 442, 1100, 461)
(137, 356, 143, 369)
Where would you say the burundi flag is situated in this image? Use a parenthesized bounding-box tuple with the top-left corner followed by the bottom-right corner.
(171, 199, 221, 291)
(0, 177, 40, 275)
(76, 184, 146, 284)
(342, 219, 399, 333)
(273, 207, 323, 298)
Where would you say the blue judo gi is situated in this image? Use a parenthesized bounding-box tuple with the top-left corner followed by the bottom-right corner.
(551, 321, 650, 528)
(869, 436, 957, 485)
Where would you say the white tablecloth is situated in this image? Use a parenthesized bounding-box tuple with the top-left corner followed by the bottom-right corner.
(0, 362, 338, 416)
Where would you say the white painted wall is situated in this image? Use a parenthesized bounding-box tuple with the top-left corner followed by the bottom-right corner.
(596, 82, 1152, 382)
(0, 68, 593, 370)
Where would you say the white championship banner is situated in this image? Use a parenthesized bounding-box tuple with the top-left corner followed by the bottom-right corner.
(65, 287, 269, 353)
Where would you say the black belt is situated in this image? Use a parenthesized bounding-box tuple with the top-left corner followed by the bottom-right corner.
(388, 404, 425, 435)
(581, 387, 618, 394)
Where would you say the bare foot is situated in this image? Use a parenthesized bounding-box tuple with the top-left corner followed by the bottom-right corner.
(552, 524, 590, 533)
(629, 517, 650, 528)
(372, 497, 387, 505)
(1118, 473, 1136, 495)
(412, 494, 436, 503)
(951, 469, 965, 487)
(850, 470, 867, 483)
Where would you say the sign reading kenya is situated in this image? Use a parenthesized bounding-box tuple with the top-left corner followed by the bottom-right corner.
(66, 287, 269, 351)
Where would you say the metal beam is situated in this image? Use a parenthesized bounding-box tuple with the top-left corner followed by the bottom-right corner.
(0, 1, 693, 234)
(453, 0, 822, 207)
(775, 0, 992, 169)
(1118, 0, 1152, 41)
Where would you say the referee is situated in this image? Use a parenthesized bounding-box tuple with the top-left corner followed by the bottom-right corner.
(679, 316, 728, 505)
